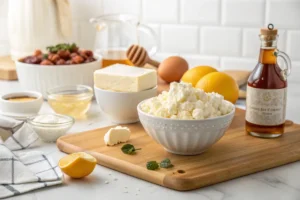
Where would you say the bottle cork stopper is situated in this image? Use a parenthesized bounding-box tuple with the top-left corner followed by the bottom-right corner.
(260, 23, 278, 36)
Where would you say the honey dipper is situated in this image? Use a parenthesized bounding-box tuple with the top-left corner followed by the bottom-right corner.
(126, 45, 160, 67)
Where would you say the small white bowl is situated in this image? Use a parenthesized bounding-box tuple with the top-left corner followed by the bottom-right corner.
(0, 91, 43, 119)
(15, 59, 101, 98)
(137, 99, 235, 155)
(94, 86, 157, 124)
(27, 114, 74, 142)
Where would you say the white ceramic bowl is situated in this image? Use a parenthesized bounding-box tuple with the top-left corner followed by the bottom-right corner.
(0, 91, 43, 119)
(94, 86, 157, 124)
(15, 59, 101, 98)
(137, 99, 235, 155)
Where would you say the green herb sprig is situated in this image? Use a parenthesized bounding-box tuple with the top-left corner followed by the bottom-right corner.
(159, 158, 174, 168)
(146, 158, 174, 170)
(146, 161, 159, 170)
(121, 144, 141, 155)
(46, 43, 78, 53)
(42, 54, 48, 59)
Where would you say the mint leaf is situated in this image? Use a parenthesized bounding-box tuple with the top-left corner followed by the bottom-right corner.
(160, 158, 173, 168)
(146, 161, 159, 170)
(121, 144, 141, 155)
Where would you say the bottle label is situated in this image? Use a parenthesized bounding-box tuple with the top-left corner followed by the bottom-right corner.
(246, 86, 287, 126)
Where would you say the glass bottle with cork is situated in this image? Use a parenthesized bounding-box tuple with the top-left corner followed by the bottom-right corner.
(246, 24, 291, 138)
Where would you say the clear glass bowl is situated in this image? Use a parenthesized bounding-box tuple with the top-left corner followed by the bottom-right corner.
(27, 114, 74, 142)
(47, 85, 93, 118)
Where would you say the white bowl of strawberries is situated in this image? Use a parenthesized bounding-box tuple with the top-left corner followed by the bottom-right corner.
(15, 43, 101, 98)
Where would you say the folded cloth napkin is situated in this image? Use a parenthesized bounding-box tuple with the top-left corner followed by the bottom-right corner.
(0, 116, 63, 199)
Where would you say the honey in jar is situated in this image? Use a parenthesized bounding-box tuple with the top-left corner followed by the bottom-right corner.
(245, 24, 291, 138)
(101, 50, 133, 68)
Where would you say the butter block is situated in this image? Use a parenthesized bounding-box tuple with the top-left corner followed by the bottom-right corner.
(94, 64, 157, 92)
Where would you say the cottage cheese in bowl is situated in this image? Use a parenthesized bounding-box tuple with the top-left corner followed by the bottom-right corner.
(140, 82, 234, 120)
(138, 82, 235, 155)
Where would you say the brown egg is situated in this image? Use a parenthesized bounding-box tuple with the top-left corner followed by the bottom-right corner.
(158, 56, 189, 83)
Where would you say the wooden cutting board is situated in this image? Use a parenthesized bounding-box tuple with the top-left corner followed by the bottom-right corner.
(223, 70, 251, 86)
(0, 56, 17, 80)
(57, 109, 300, 191)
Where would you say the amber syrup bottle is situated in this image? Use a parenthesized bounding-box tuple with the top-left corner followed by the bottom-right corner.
(246, 24, 291, 138)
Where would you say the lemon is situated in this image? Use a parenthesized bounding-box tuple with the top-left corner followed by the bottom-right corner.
(181, 66, 218, 86)
(195, 72, 239, 104)
(59, 152, 97, 178)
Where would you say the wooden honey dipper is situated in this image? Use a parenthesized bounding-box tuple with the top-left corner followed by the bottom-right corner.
(126, 45, 160, 67)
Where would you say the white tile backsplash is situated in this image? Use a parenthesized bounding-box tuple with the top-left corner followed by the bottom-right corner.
(0, 0, 8, 18)
(181, 55, 220, 69)
(161, 25, 198, 53)
(201, 27, 242, 56)
(0, 18, 8, 42)
(242, 28, 261, 58)
(142, 0, 178, 23)
(69, 0, 102, 20)
(1, 0, 300, 82)
(71, 21, 80, 44)
(222, 0, 265, 26)
(153, 53, 179, 62)
(277, 30, 287, 51)
(266, 0, 300, 29)
(289, 62, 300, 83)
(102, 0, 141, 15)
(0, 43, 9, 56)
(181, 0, 220, 25)
(221, 57, 257, 70)
(286, 31, 300, 61)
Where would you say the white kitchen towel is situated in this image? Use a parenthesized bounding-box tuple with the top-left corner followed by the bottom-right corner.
(0, 115, 63, 199)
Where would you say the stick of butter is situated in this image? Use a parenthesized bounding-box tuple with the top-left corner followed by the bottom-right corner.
(94, 64, 157, 92)
(104, 126, 131, 146)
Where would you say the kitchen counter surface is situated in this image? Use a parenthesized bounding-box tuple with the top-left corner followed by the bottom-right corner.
(2, 80, 300, 200)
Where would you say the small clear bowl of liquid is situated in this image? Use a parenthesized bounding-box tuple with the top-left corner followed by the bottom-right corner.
(47, 85, 93, 118)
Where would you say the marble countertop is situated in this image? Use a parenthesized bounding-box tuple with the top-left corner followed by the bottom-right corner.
(2, 80, 300, 200)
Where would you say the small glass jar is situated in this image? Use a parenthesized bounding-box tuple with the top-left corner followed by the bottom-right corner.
(47, 85, 93, 118)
